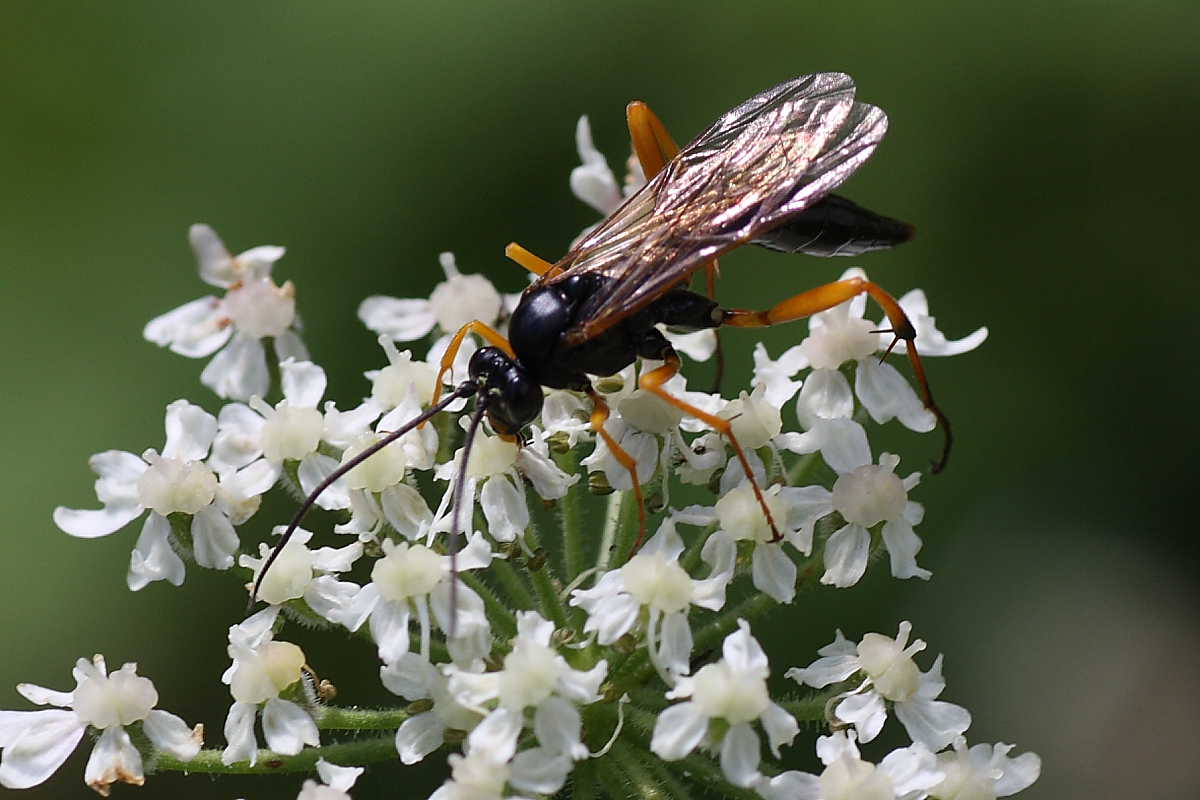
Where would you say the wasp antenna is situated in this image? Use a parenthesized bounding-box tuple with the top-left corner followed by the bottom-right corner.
(248, 381, 479, 610)
(446, 393, 490, 638)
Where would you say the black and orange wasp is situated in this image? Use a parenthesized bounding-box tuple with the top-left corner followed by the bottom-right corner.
(250, 72, 947, 606)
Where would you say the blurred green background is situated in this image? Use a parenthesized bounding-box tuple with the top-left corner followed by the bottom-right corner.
(2, 2, 1197, 798)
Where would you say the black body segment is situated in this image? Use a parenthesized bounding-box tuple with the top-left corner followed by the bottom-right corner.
(507, 273, 719, 392)
(753, 193, 914, 257)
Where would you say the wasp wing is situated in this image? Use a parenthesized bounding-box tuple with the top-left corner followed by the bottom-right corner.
(550, 72, 889, 344)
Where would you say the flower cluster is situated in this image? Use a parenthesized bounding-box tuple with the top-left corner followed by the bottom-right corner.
(6, 113, 1042, 799)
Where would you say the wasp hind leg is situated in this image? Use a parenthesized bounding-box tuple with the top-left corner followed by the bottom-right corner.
(639, 350, 783, 542)
(722, 276, 952, 472)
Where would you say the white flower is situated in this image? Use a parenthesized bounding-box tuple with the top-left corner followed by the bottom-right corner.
(365, 337, 438, 425)
(787, 622, 971, 750)
(221, 607, 320, 766)
(756, 730, 944, 800)
(295, 758, 364, 800)
(434, 425, 575, 545)
(239, 527, 363, 619)
(675, 478, 834, 604)
(381, 654, 483, 765)
(570, 518, 734, 680)
(929, 736, 1041, 799)
(650, 620, 798, 788)
(446, 612, 607, 765)
(570, 115, 625, 216)
(53, 399, 262, 588)
(429, 708, 566, 800)
(338, 536, 493, 666)
(882, 290, 990, 359)
(358, 252, 519, 356)
(0, 654, 201, 794)
(144, 224, 307, 401)
(211, 359, 379, 512)
(816, 453, 928, 588)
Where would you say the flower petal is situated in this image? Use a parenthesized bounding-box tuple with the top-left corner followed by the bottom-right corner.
(162, 399, 217, 461)
(720, 722, 762, 788)
(143, 709, 203, 760)
(510, 747, 572, 795)
(820, 523, 870, 588)
(480, 474, 529, 543)
(394, 713, 445, 765)
(895, 697, 971, 751)
(760, 702, 799, 757)
(143, 296, 230, 356)
(650, 701, 708, 760)
(190, 506, 239, 570)
(369, 599, 412, 664)
(201, 332, 268, 402)
(835, 690, 887, 743)
(189, 224, 235, 286)
(751, 543, 797, 604)
(881, 519, 932, 580)
(84, 726, 144, 794)
(261, 697, 319, 755)
(128, 513, 186, 590)
(358, 296, 436, 341)
(280, 360, 326, 409)
(0, 710, 84, 789)
(856, 358, 936, 432)
(533, 696, 585, 760)
(315, 758, 363, 792)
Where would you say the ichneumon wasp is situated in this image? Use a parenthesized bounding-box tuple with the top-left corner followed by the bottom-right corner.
(250, 72, 947, 609)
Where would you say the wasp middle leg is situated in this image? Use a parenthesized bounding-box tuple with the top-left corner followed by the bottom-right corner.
(639, 349, 783, 542)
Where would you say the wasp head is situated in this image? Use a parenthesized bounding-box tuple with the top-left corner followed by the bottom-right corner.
(467, 347, 543, 436)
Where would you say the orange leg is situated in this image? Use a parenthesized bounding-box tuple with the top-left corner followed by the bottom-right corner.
(724, 277, 952, 472)
(640, 353, 783, 542)
(627, 100, 680, 180)
(587, 389, 648, 551)
(505, 242, 558, 278)
(430, 320, 514, 410)
(628, 100, 726, 389)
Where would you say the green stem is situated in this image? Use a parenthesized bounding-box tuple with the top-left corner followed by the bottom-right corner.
(488, 556, 536, 612)
(593, 491, 626, 576)
(786, 451, 822, 486)
(520, 516, 570, 631)
(556, 447, 585, 583)
(571, 758, 601, 800)
(315, 705, 409, 730)
(610, 738, 681, 800)
(777, 691, 836, 724)
(151, 734, 398, 776)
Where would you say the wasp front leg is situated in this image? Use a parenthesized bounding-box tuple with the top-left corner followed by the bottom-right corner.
(723, 277, 952, 472)
(430, 320, 515, 409)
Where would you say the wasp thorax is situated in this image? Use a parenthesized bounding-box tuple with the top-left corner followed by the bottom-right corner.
(468, 346, 544, 435)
